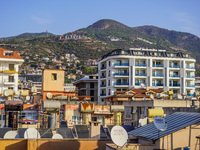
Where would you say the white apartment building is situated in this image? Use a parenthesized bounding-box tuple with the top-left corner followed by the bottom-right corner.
(0, 48, 24, 94)
(98, 48, 195, 101)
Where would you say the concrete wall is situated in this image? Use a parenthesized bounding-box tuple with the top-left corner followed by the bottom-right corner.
(42, 69, 64, 92)
(0, 139, 112, 150)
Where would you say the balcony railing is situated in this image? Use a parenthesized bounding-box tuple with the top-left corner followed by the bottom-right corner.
(186, 85, 195, 87)
(169, 84, 180, 87)
(114, 63, 129, 66)
(186, 75, 195, 78)
(169, 74, 180, 77)
(114, 82, 129, 85)
(135, 83, 146, 86)
(187, 94, 194, 96)
(100, 76, 106, 78)
(169, 65, 180, 68)
(186, 66, 195, 69)
(152, 74, 163, 77)
(135, 64, 146, 67)
(101, 67, 106, 70)
(152, 83, 163, 86)
(135, 73, 146, 76)
(100, 93, 106, 96)
(113, 73, 129, 76)
(100, 84, 106, 87)
(152, 64, 164, 67)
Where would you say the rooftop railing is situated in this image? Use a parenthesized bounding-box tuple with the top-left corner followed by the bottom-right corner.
(169, 65, 180, 68)
(152, 64, 164, 67)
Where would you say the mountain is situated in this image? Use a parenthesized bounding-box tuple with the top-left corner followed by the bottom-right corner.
(0, 19, 200, 75)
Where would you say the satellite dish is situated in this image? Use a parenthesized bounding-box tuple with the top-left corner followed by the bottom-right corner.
(52, 134, 63, 139)
(24, 128, 41, 139)
(150, 95, 154, 100)
(47, 92, 53, 99)
(111, 126, 128, 147)
(132, 97, 135, 101)
(140, 83, 145, 87)
(15, 91, 21, 96)
(26, 96, 30, 101)
(4, 91, 9, 96)
(153, 116, 167, 131)
(156, 93, 161, 98)
(3, 131, 20, 139)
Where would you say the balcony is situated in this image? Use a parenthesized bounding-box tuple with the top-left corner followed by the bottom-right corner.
(169, 65, 180, 68)
(100, 76, 106, 79)
(169, 74, 180, 77)
(186, 75, 195, 78)
(4, 79, 15, 85)
(113, 63, 129, 66)
(186, 66, 195, 69)
(152, 83, 163, 86)
(186, 85, 195, 87)
(114, 82, 129, 86)
(152, 74, 163, 77)
(4, 70, 18, 74)
(135, 83, 146, 86)
(187, 94, 194, 96)
(100, 84, 106, 87)
(113, 73, 129, 76)
(152, 64, 164, 67)
(100, 93, 106, 96)
(169, 84, 180, 87)
(101, 67, 106, 70)
(135, 64, 146, 67)
(135, 73, 146, 76)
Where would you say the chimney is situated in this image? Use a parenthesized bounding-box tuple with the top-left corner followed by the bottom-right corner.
(89, 121, 101, 139)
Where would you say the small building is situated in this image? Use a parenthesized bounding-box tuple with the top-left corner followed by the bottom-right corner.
(73, 75, 98, 101)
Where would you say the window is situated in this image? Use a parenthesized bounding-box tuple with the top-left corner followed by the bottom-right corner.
(90, 83, 94, 88)
(4, 51, 13, 56)
(8, 87, 14, 90)
(51, 73, 57, 80)
(109, 61, 111, 67)
(9, 64, 14, 71)
(167, 53, 171, 57)
(72, 116, 82, 125)
(9, 76, 14, 82)
(90, 90, 94, 96)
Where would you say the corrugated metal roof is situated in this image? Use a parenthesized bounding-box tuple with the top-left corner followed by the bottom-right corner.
(128, 112, 200, 141)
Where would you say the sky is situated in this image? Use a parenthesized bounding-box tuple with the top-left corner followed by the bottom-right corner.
(0, 0, 200, 38)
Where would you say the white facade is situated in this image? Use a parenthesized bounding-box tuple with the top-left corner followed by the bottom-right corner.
(98, 48, 196, 101)
(0, 48, 24, 94)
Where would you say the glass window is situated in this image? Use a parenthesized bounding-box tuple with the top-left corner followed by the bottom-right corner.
(51, 73, 57, 80)
(9, 64, 14, 71)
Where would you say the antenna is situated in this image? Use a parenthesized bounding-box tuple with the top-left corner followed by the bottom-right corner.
(111, 126, 128, 147)
(47, 92, 52, 99)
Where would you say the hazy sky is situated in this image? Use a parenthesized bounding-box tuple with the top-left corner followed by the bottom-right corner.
(0, 0, 200, 37)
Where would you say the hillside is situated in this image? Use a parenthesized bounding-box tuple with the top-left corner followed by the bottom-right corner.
(0, 19, 200, 75)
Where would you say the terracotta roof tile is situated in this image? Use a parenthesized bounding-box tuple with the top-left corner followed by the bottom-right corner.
(0, 47, 23, 60)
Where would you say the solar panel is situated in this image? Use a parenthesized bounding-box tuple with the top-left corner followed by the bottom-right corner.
(122, 125, 135, 132)
(39, 128, 53, 138)
(129, 112, 200, 141)
(56, 128, 74, 138)
(74, 125, 89, 138)
(17, 128, 27, 138)
(0, 128, 12, 138)
(100, 125, 108, 139)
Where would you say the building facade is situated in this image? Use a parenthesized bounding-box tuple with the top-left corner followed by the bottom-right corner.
(0, 48, 24, 94)
(98, 48, 195, 101)
(73, 75, 98, 101)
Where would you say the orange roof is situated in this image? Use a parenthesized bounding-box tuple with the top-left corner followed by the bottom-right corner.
(0, 47, 23, 60)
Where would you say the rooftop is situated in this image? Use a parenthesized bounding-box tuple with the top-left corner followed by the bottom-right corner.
(0, 47, 23, 60)
(128, 112, 200, 141)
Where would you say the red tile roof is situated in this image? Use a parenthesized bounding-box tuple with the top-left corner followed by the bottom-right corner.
(0, 47, 23, 60)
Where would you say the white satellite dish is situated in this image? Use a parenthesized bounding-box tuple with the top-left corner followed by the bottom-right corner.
(4, 91, 9, 96)
(156, 93, 161, 98)
(47, 92, 53, 99)
(24, 128, 41, 139)
(153, 116, 167, 131)
(132, 97, 135, 101)
(52, 134, 63, 139)
(111, 126, 128, 147)
(140, 83, 145, 87)
(26, 96, 30, 101)
(3, 131, 20, 139)
(15, 91, 21, 97)
(150, 94, 154, 100)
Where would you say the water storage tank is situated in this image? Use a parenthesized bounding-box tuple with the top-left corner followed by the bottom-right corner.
(147, 109, 164, 118)
(80, 103, 94, 113)
(43, 101, 60, 112)
(48, 113, 57, 129)
(111, 105, 124, 112)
